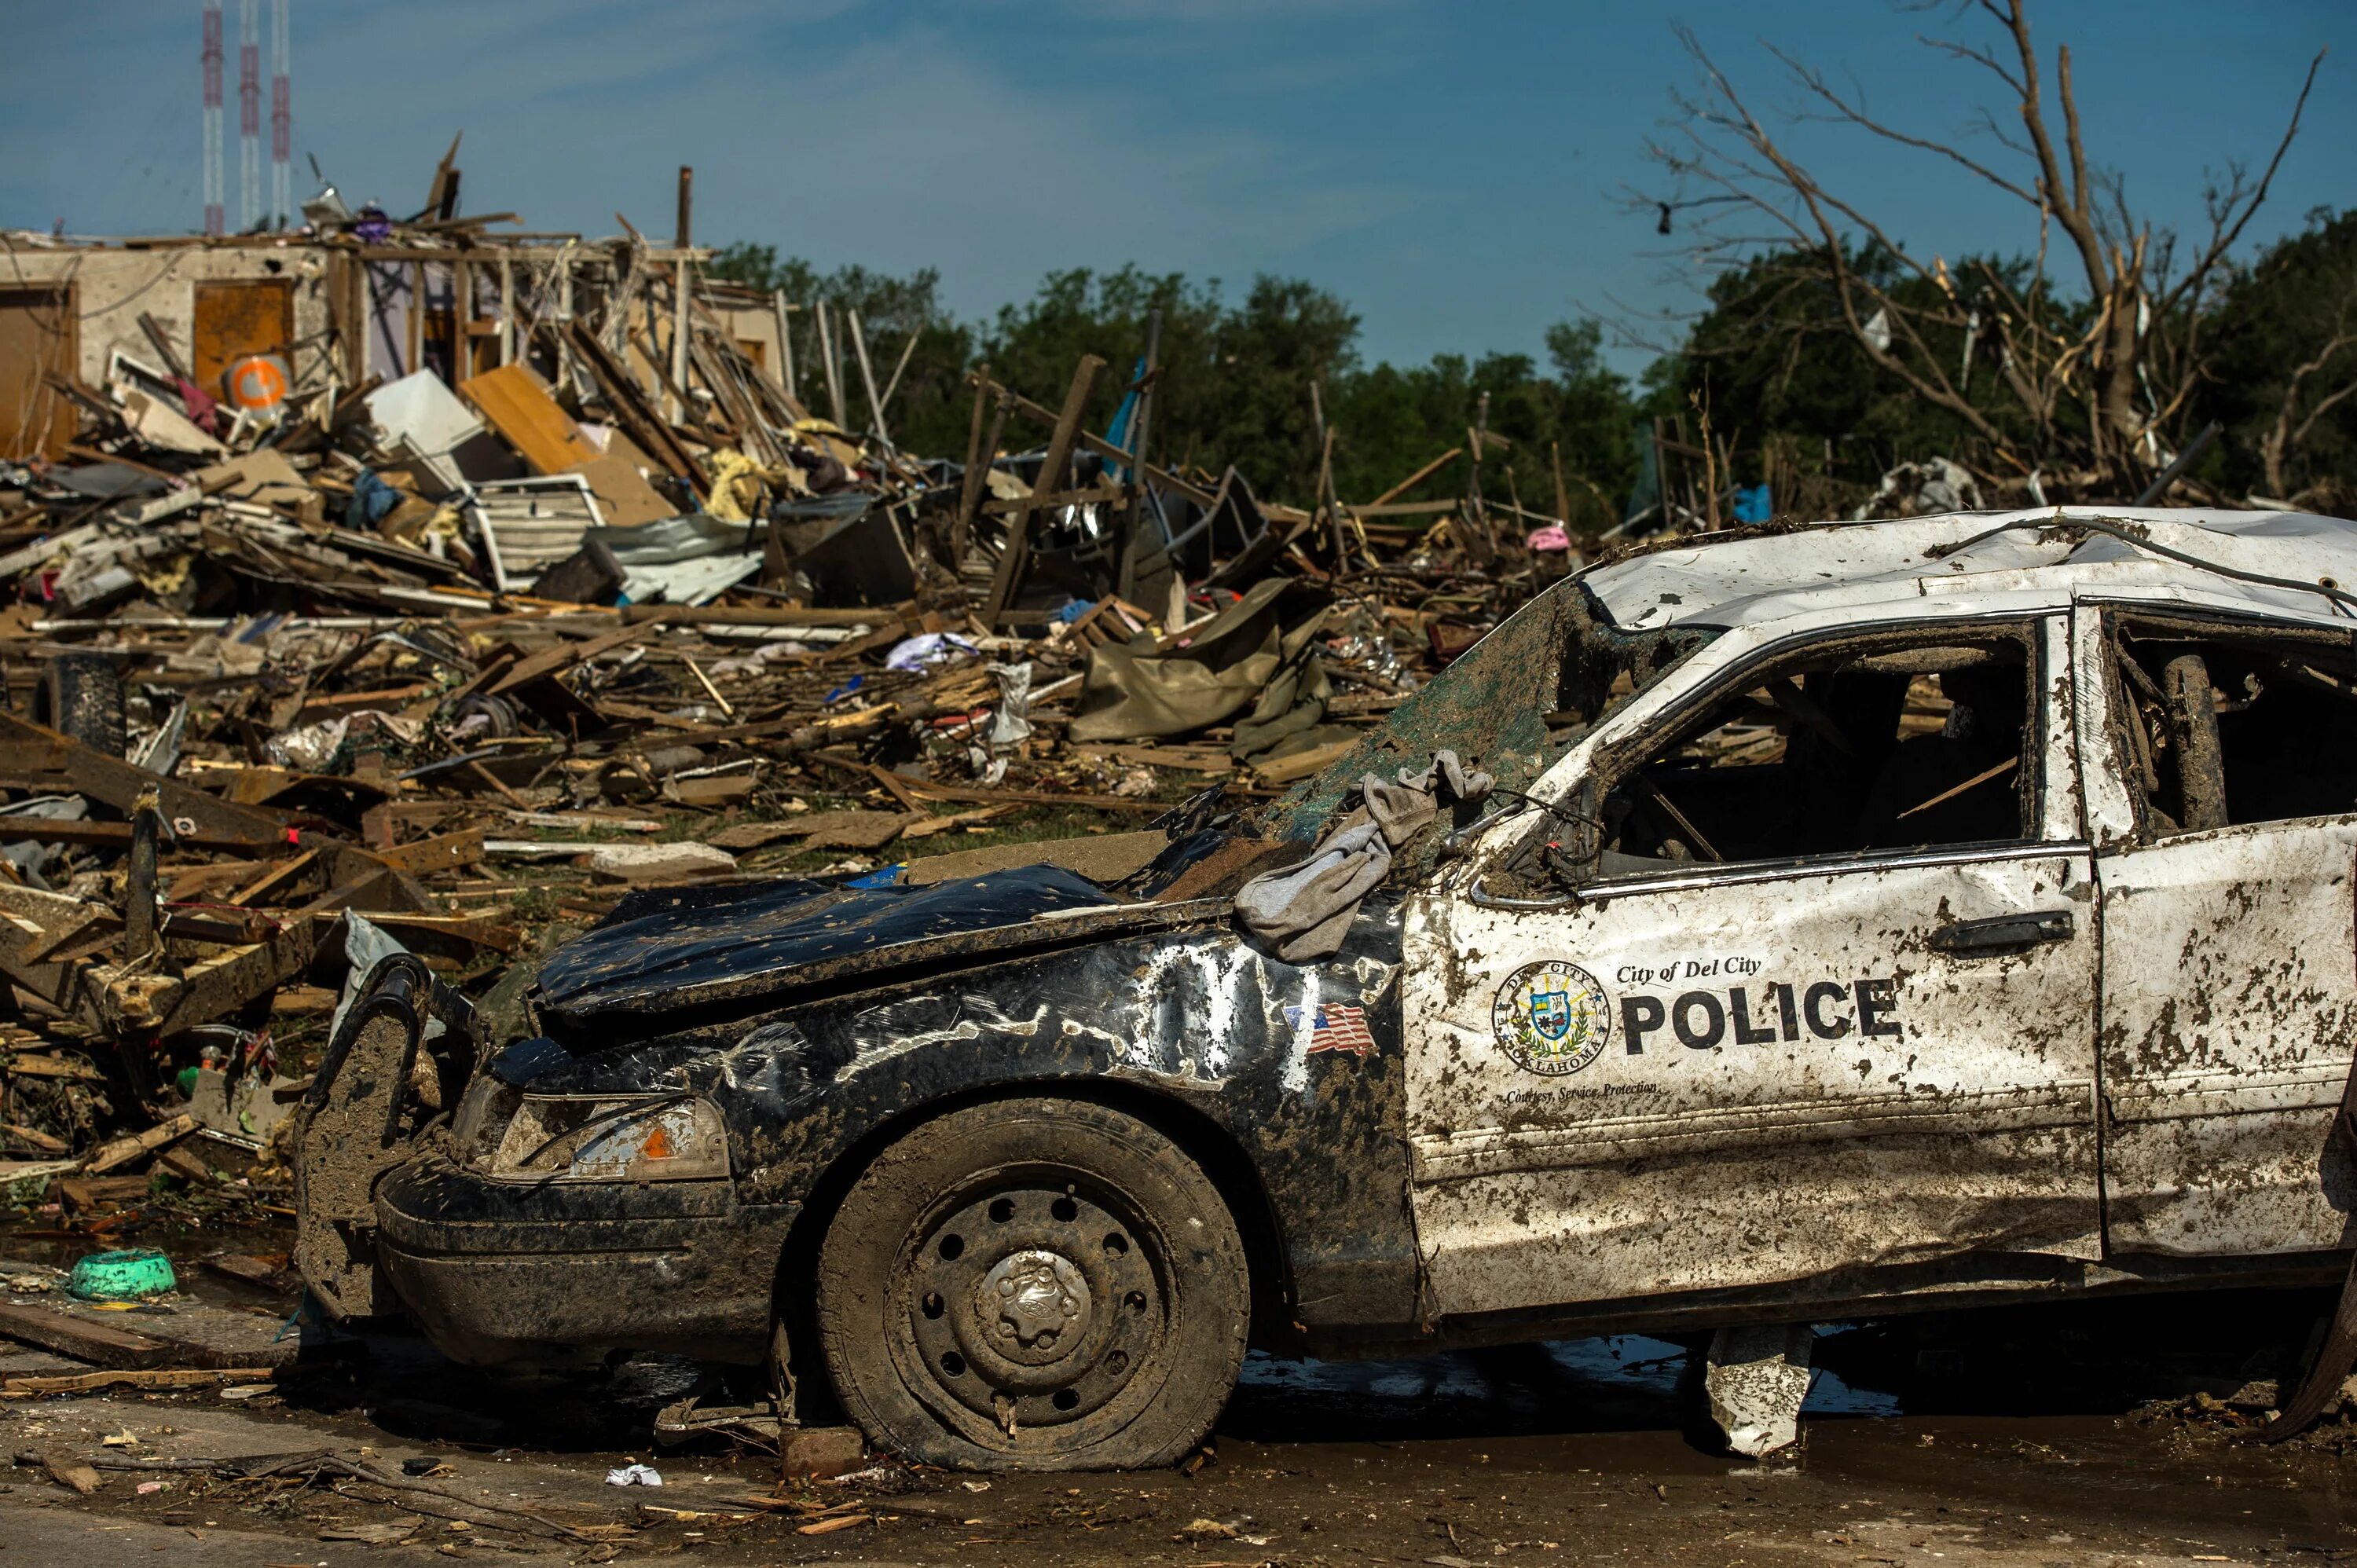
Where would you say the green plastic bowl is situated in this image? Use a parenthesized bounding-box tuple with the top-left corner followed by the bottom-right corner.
(65, 1248, 177, 1302)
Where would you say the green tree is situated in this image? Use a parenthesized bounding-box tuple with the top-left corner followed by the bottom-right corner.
(2201, 208, 2357, 504)
(712, 244, 1644, 519)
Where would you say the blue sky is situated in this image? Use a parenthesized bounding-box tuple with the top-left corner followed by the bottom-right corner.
(4, 2, 2352, 373)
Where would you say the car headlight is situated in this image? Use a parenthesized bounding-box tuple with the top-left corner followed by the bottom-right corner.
(486, 1094, 730, 1183)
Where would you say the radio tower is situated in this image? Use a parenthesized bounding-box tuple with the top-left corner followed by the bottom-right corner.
(269, 0, 291, 228)
(238, 0, 260, 231)
(201, 2, 224, 236)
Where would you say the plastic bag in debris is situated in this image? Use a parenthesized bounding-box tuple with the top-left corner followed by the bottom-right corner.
(1234, 751, 1491, 962)
(268, 716, 348, 773)
(710, 641, 813, 676)
(604, 1464, 662, 1487)
(988, 662, 1034, 749)
(885, 632, 979, 673)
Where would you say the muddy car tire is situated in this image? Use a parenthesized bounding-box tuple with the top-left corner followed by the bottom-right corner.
(816, 1097, 1248, 1471)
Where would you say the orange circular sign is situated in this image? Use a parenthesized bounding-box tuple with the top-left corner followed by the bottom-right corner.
(225, 354, 290, 410)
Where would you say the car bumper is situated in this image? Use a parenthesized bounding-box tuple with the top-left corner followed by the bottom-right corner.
(373, 1154, 795, 1365)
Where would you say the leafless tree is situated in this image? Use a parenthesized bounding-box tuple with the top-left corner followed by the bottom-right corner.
(1639, 0, 2322, 496)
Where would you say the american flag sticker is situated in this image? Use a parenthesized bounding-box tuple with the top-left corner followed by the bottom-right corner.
(1285, 1002, 1377, 1057)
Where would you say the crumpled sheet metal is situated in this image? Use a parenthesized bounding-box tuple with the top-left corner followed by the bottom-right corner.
(1585, 506, 2357, 636)
(506, 899, 1424, 1335)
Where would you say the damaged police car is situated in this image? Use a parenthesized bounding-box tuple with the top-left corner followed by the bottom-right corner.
(295, 507, 2357, 1468)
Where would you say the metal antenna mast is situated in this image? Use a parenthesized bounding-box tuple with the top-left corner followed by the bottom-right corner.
(269, 0, 291, 228)
(201, 1, 224, 235)
(238, 0, 260, 231)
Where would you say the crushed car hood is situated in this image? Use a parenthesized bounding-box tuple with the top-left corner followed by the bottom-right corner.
(530, 865, 1217, 1039)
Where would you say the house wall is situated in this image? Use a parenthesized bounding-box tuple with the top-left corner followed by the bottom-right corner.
(0, 244, 336, 397)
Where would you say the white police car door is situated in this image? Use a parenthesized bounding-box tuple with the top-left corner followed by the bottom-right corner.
(1400, 614, 2104, 1318)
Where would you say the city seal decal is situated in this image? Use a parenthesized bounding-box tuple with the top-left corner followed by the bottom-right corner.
(1492, 960, 1611, 1076)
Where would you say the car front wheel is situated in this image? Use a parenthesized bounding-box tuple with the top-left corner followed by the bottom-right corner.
(815, 1097, 1248, 1470)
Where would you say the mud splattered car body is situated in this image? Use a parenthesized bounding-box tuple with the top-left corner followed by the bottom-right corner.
(295, 507, 2357, 1463)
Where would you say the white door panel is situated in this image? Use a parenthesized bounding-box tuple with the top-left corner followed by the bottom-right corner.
(1403, 844, 2102, 1317)
(2094, 819, 2357, 1255)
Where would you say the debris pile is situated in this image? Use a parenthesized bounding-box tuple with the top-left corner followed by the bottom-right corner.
(0, 196, 1589, 1221)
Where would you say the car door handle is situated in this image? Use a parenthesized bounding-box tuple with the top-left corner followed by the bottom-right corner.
(1929, 910, 2075, 954)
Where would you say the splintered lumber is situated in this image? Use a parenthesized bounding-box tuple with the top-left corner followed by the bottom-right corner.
(986, 355, 1104, 626)
(966, 372, 1218, 509)
(377, 827, 486, 876)
(566, 323, 707, 495)
(456, 364, 599, 474)
(0, 713, 290, 845)
(85, 1112, 199, 1174)
(4, 1367, 280, 1398)
(0, 1302, 178, 1369)
(3, 1053, 104, 1082)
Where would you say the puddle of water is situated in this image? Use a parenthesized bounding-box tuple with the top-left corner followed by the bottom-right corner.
(1234, 1328, 1895, 1445)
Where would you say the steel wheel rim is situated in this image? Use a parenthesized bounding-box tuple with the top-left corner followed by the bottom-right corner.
(892, 1163, 1171, 1442)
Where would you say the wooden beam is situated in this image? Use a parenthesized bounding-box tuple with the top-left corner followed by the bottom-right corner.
(955, 363, 992, 559)
(1363, 447, 1461, 509)
(669, 256, 691, 423)
(957, 387, 1012, 567)
(497, 255, 515, 366)
(845, 307, 889, 447)
(966, 372, 1215, 510)
(816, 299, 845, 427)
(772, 290, 795, 397)
(984, 354, 1103, 626)
(981, 482, 1126, 516)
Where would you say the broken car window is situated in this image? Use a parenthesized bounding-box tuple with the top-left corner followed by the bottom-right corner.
(1581, 628, 2041, 877)
(2110, 619, 2357, 833)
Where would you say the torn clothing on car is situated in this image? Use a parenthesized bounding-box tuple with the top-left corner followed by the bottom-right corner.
(1235, 750, 1490, 961)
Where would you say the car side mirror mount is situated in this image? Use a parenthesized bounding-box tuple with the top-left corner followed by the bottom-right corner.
(1542, 775, 1604, 887)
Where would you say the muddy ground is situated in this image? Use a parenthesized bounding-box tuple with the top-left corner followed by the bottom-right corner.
(2, 1234, 2350, 1568)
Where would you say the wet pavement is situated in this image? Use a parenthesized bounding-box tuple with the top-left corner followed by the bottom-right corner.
(2, 1264, 2350, 1566)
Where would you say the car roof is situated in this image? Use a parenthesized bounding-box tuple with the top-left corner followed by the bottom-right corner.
(1580, 507, 2357, 633)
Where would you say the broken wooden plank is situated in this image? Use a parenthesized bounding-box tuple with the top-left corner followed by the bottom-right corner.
(4, 1366, 280, 1398)
(91, 921, 314, 1039)
(457, 363, 600, 475)
(1076, 742, 1237, 774)
(0, 712, 291, 845)
(0, 820, 288, 855)
(377, 827, 486, 876)
(3, 1053, 104, 1082)
(0, 1302, 177, 1369)
(86, 1112, 199, 1174)
(985, 355, 1103, 627)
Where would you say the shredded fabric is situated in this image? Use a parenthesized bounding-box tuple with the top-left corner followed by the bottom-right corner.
(1235, 750, 1491, 962)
